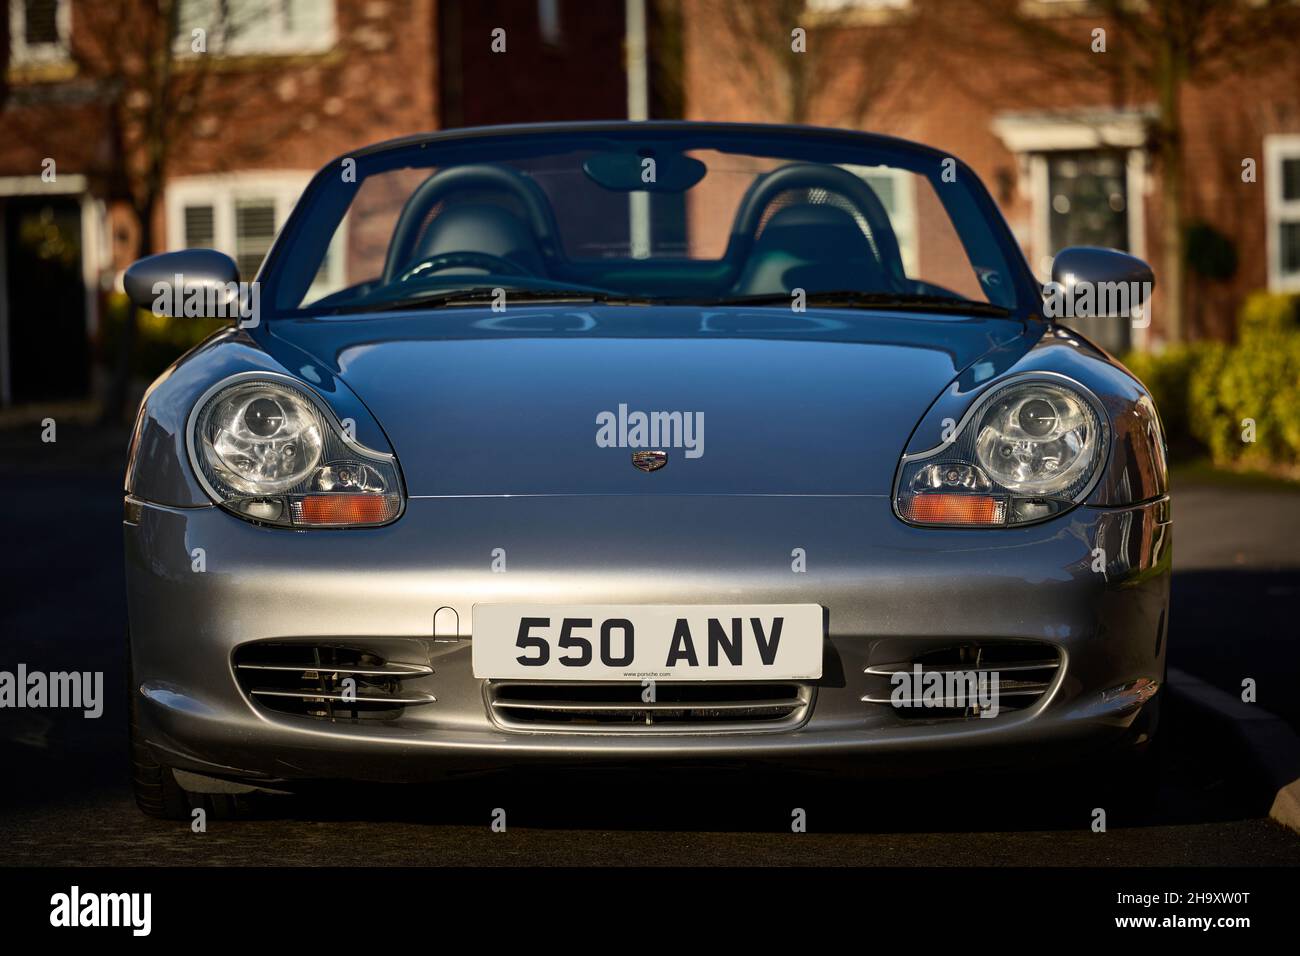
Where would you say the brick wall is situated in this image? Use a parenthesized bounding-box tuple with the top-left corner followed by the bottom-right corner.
(682, 0, 1300, 344)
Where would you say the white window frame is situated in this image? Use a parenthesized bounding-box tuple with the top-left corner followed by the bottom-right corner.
(806, 0, 912, 24)
(855, 166, 918, 277)
(537, 0, 562, 46)
(1265, 134, 1300, 293)
(807, 0, 910, 13)
(8, 0, 72, 65)
(164, 172, 345, 299)
(174, 0, 337, 58)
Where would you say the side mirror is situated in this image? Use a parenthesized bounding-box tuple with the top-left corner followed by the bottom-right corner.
(123, 249, 241, 318)
(1048, 246, 1154, 319)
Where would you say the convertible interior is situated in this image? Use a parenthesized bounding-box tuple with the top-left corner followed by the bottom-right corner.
(315, 156, 956, 309)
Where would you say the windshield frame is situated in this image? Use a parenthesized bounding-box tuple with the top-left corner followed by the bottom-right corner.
(255, 121, 1043, 321)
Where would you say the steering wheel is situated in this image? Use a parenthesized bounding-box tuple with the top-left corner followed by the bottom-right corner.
(396, 251, 532, 283)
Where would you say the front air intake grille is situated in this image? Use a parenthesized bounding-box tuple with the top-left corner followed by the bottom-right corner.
(862, 641, 1061, 720)
(233, 642, 435, 721)
(486, 681, 813, 733)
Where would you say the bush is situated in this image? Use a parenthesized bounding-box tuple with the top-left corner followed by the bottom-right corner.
(97, 291, 227, 379)
(1191, 293, 1300, 469)
(1120, 344, 1207, 453)
(1123, 292, 1300, 474)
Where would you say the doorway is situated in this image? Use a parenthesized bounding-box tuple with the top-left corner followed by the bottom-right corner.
(1, 195, 88, 404)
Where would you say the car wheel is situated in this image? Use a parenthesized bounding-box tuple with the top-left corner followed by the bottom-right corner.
(1101, 689, 1165, 805)
(128, 674, 191, 820)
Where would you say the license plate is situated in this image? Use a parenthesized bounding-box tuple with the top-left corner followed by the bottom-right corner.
(472, 604, 823, 680)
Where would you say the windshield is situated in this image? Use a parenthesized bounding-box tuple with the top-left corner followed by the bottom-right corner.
(262, 126, 1030, 317)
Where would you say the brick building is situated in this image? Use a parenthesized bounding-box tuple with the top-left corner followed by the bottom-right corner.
(0, 0, 635, 406)
(683, 0, 1300, 353)
(3, 0, 1297, 406)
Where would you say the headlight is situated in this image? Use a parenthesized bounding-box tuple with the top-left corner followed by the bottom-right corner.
(189, 377, 403, 527)
(894, 377, 1107, 527)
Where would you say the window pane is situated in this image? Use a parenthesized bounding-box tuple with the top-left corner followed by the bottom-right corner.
(24, 0, 60, 45)
(183, 205, 215, 248)
(175, 0, 217, 45)
(1282, 158, 1300, 203)
(1282, 221, 1300, 276)
(1047, 150, 1128, 253)
(1047, 150, 1130, 352)
(287, 0, 332, 35)
(538, 0, 562, 45)
(235, 199, 277, 278)
(225, 0, 276, 44)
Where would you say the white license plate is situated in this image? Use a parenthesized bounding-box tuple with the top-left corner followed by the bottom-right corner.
(472, 604, 823, 681)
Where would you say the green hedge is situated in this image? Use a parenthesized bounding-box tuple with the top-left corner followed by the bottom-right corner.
(1122, 292, 1300, 473)
(98, 291, 228, 379)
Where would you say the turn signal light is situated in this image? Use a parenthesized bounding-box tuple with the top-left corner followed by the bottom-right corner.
(290, 494, 401, 527)
(899, 493, 1006, 526)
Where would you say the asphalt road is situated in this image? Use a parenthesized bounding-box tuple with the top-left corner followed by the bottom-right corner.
(1, 424, 1298, 866)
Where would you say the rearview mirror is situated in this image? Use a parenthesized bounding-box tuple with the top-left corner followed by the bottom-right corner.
(123, 249, 245, 320)
(1047, 246, 1154, 320)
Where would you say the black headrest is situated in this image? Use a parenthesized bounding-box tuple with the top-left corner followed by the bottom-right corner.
(413, 203, 546, 275)
(733, 203, 888, 296)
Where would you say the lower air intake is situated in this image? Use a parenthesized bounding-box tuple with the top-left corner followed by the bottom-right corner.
(487, 681, 813, 733)
(862, 641, 1061, 720)
(233, 642, 435, 721)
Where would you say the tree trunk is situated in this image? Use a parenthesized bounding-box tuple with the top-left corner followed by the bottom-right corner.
(1155, 38, 1185, 345)
(100, 206, 153, 425)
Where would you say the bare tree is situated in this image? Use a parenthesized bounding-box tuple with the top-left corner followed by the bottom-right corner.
(0, 1, 406, 421)
(88, 0, 190, 422)
(696, 0, 925, 127)
(81, 1, 287, 422)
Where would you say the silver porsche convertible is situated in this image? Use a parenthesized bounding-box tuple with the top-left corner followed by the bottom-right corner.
(122, 122, 1170, 818)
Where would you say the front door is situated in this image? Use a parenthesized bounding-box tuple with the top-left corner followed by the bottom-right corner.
(1046, 150, 1132, 353)
(2, 195, 88, 404)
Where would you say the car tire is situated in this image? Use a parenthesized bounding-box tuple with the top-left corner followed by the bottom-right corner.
(128, 675, 191, 821)
(1101, 689, 1165, 804)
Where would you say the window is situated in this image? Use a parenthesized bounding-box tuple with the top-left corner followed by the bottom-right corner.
(1265, 135, 1300, 292)
(1046, 150, 1128, 253)
(175, 0, 335, 56)
(183, 205, 216, 249)
(1041, 150, 1133, 352)
(806, 0, 911, 21)
(9, 0, 71, 64)
(858, 168, 918, 276)
(537, 0, 562, 46)
(167, 173, 344, 302)
(807, 0, 910, 12)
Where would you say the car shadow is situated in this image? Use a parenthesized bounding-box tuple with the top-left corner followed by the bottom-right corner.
(191, 692, 1270, 834)
(1170, 568, 1300, 730)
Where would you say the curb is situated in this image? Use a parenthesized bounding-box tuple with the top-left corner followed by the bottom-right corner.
(1167, 667, 1300, 835)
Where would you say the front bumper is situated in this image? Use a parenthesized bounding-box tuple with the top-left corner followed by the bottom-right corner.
(125, 493, 1170, 783)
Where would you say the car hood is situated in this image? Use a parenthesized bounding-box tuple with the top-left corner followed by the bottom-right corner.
(266, 306, 1035, 496)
